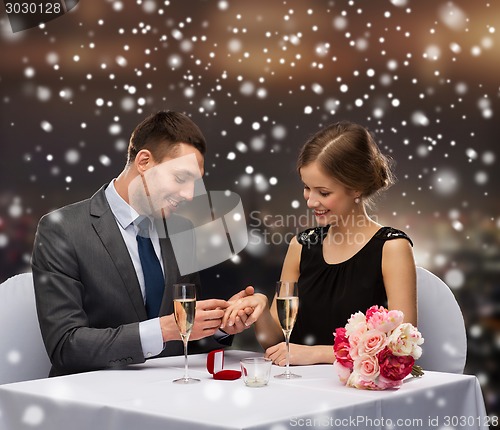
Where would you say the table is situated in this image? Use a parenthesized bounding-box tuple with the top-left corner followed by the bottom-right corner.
(0, 350, 490, 430)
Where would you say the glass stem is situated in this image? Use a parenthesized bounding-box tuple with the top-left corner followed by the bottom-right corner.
(284, 331, 291, 376)
(182, 335, 189, 380)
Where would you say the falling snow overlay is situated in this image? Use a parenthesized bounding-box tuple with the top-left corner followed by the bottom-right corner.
(0, 0, 499, 420)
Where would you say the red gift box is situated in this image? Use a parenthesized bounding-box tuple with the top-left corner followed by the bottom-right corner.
(206, 349, 242, 380)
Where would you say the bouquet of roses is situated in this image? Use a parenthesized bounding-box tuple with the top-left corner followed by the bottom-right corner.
(333, 305, 424, 390)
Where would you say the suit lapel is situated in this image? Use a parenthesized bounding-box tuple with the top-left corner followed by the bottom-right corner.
(90, 186, 148, 320)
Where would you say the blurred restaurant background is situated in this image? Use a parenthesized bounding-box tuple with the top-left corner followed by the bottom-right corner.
(1, 0, 499, 420)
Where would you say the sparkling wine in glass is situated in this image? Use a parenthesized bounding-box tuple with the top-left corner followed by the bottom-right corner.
(275, 281, 301, 379)
(173, 283, 200, 384)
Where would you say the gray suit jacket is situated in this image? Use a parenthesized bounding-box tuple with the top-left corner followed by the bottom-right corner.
(32, 185, 221, 377)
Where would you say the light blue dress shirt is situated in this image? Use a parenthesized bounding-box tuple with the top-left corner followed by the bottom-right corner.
(105, 181, 164, 359)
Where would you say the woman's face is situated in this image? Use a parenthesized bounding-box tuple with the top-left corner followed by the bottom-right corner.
(300, 161, 358, 226)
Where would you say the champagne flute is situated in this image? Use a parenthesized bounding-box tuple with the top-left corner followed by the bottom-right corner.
(274, 281, 301, 379)
(172, 283, 200, 384)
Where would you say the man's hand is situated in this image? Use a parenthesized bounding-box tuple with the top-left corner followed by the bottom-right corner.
(159, 298, 228, 342)
(191, 299, 229, 340)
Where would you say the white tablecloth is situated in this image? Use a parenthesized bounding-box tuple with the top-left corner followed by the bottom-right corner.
(0, 350, 490, 430)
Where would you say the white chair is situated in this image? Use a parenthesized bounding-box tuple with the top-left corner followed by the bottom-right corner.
(0, 272, 51, 384)
(416, 266, 467, 373)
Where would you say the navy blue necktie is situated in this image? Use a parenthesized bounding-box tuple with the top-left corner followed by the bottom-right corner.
(136, 218, 164, 319)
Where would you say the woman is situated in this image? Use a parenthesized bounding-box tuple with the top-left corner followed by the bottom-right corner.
(222, 121, 416, 366)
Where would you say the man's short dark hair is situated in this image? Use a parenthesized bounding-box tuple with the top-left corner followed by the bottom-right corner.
(127, 111, 206, 164)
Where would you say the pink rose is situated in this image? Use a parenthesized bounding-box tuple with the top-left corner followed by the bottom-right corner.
(347, 372, 379, 390)
(378, 348, 415, 381)
(334, 328, 353, 369)
(383, 310, 405, 332)
(353, 354, 380, 381)
(356, 379, 379, 390)
(357, 329, 387, 357)
(376, 375, 404, 390)
(366, 305, 387, 321)
(348, 331, 363, 360)
(334, 360, 352, 384)
(367, 306, 404, 333)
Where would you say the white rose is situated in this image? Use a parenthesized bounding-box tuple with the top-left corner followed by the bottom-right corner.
(387, 323, 424, 359)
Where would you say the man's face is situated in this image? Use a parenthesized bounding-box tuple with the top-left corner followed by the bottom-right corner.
(130, 143, 205, 218)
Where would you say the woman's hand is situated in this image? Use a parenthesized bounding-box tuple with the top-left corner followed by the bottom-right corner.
(265, 342, 335, 366)
(220, 293, 268, 330)
(219, 286, 255, 335)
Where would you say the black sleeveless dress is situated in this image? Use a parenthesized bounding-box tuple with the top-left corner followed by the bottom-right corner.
(289, 226, 413, 346)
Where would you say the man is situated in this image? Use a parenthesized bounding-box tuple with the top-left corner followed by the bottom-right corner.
(32, 111, 252, 377)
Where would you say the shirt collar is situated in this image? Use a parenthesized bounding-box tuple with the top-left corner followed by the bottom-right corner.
(105, 180, 140, 230)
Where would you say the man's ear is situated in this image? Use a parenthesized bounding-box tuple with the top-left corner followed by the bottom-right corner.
(134, 149, 154, 174)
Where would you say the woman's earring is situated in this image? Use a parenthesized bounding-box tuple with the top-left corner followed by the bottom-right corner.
(354, 197, 360, 204)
